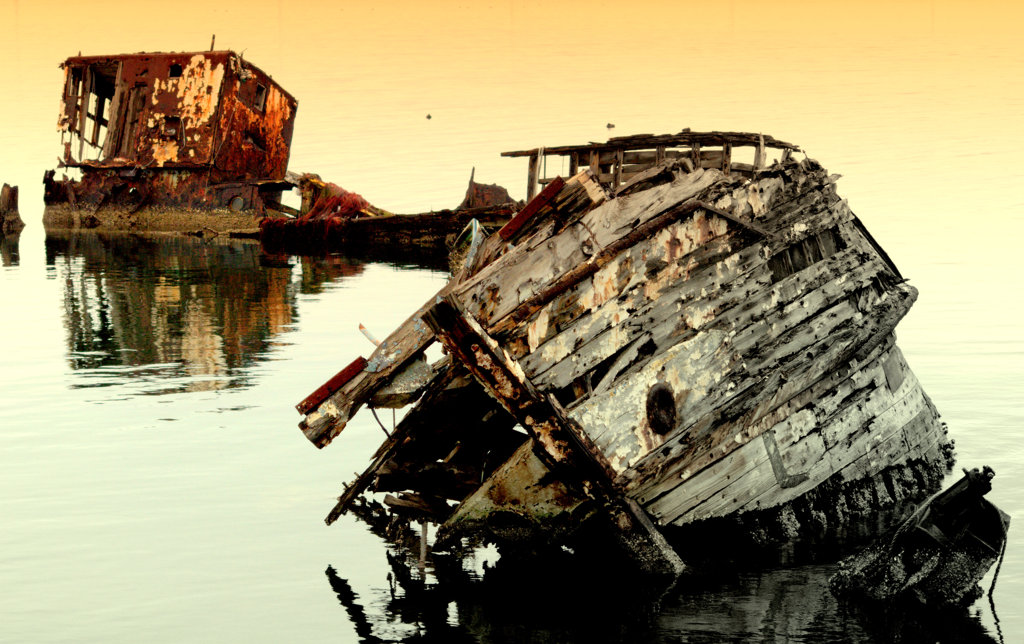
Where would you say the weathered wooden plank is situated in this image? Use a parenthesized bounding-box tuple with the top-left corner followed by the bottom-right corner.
(525, 238, 876, 405)
(683, 430, 831, 522)
(498, 176, 565, 242)
(754, 133, 766, 170)
(454, 168, 723, 330)
(422, 294, 685, 574)
(514, 185, 861, 394)
(519, 239, 766, 388)
(501, 130, 801, 158)
(645, 340, 893, 522)
(638, 332, 898, 522)
(300, 283, 461, 448)
(623, 283, 915, 507)
(526, 151, 541, 201)
(296, 356, 368, 415)
(665, 358, 931, 523)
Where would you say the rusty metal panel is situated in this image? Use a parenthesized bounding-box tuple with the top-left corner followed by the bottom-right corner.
(55, 51, 296, 178)
(49, 50, 298, 214)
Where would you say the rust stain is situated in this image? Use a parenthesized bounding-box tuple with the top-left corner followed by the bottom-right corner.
(45, 49, 297, 213)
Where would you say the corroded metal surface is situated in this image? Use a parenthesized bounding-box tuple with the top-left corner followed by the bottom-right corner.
(46, 50, 297, 222)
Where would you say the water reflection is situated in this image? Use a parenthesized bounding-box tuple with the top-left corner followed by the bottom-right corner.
(325, 550, 1000, 643)
(1, 231, 18, 266)
(45, 233, 366, 394)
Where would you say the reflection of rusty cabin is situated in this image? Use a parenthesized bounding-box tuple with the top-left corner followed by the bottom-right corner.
(45, 50, 297, 220)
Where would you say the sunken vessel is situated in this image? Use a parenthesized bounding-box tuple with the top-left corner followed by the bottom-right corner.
(295, 130, 953, 572)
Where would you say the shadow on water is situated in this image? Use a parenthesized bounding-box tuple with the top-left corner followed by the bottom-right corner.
(43, 232, 377, 394)
(324, 546, 1001, 643)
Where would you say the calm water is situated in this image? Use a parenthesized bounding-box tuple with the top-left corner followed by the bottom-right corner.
(2, 1, 1023, 642)
(0, 222, 1019, 643)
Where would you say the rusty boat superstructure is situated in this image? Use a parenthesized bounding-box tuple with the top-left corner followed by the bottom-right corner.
(295, 130, 952, 572)
(43, 50, 297, 234)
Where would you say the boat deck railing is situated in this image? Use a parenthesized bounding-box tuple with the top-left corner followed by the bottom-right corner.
(502, 130, 802, 200)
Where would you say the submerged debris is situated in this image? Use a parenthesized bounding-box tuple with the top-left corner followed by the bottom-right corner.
(830, 466, 1010, 607)
(259, 170, 517, 257)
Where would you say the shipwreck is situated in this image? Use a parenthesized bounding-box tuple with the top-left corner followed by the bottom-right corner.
(258, 169, 518, 259)
(294, 130, 954, 573)
(43, 49, 297, 233)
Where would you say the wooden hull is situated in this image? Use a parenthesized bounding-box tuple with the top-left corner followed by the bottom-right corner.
(259, 206, 516, 256)
(297, 135, 953, 569)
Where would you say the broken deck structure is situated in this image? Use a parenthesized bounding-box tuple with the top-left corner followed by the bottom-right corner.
(293, 130, 952, 572)
(43, 50, 297, 233)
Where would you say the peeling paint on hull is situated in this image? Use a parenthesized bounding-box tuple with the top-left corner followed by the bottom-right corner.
(294, 131, 953, 571)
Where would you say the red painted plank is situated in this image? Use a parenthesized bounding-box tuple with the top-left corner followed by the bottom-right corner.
(498, 176, 565, 241)
(296, 356, 368, 415)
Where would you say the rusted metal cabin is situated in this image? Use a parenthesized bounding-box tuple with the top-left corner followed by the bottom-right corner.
(292, 130, 953, 572)
(43, 50, 297, 233)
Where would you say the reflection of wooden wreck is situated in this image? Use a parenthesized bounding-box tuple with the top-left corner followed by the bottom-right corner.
(831, 466, 1009, 607)
(258, 169, 518, 257)
(43, 50, 297, 234)
(0, 184, 23, 236)
(296, 130, 953, 573)
(1, 183, 22, 267)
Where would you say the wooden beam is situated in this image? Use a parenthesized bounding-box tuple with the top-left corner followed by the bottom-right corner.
(498, 176, 565, 242)
(490, 200, 763, 333)
(501, 130, 802, 158)
(754, 133, 766, 170)
(526, 152, 539, 202)
(296, 356, 368, 415)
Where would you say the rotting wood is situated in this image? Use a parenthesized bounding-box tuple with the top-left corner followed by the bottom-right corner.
(498, 177, 565, 242)
(300, 287, 452, 448)
(296, 356, 367, 415)
(297, 131, 951, 573)
(422, 294, 685, 574)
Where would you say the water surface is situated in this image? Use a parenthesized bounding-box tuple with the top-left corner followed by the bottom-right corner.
(1, 1, 1022, 642)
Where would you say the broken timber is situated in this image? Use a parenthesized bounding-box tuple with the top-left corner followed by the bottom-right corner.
(294, 129, 953, 573)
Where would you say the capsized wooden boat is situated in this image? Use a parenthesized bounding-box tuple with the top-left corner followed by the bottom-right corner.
(294, 130, 953, 573)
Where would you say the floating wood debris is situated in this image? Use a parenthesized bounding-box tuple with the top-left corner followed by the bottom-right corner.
(294, 130, 954, 573)
(42, 50, 298, 234)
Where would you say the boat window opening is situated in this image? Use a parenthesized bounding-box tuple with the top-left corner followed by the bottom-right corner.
(67, 67, 82, 97)
(168, 63, 183, 78)
(254, 83, 267, 112)
(646, 383, 677, 435)
(768, 227, 845, 282)
(161, 116, 181, 140)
